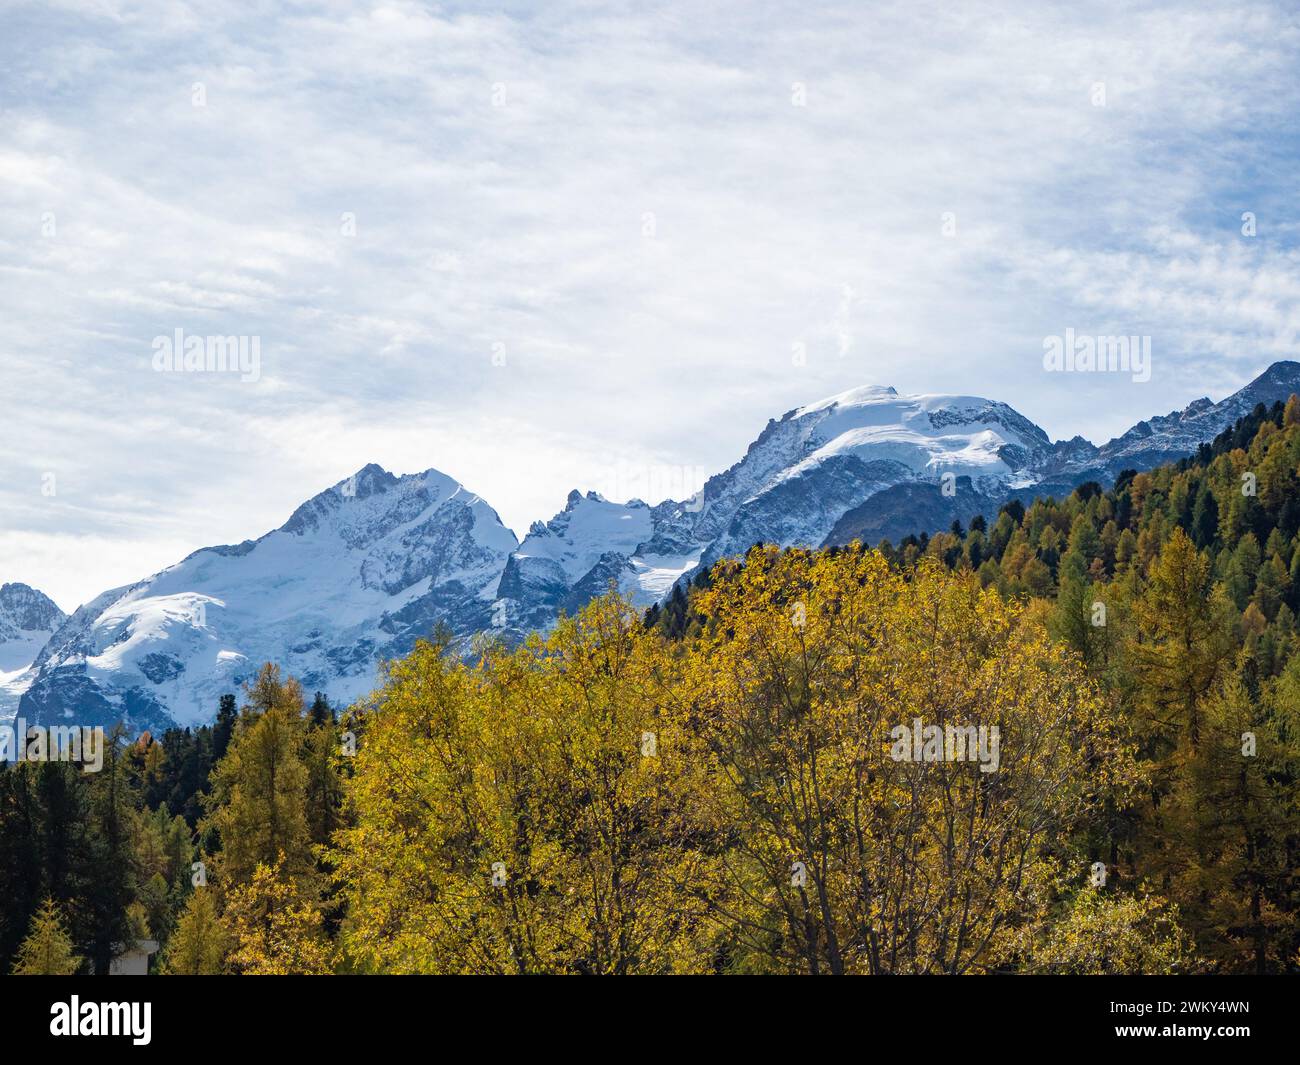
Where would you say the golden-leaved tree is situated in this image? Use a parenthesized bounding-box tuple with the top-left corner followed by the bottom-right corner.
(1030, 887, 1194, 974)
(224, 858, 334, 975)
(11, 898, 83, 975)
(332, 597, 715, 974)
(671, 546, 1142, 974)
(162, 887, 227, 975)
(198, 664, 332, 975)
(334, 547, 1151, 974)
(203, 664, 314, 887)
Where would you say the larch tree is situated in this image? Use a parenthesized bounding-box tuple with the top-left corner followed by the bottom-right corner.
(161, 889, 227, 975)
(203, 664, 314, 889)
(332, 602, 716, 974)
(11, 898, 83, 975)
(671, 546, 1140, 974)
(1129, 528, 1234, 753)
(224, 859, 334, 975)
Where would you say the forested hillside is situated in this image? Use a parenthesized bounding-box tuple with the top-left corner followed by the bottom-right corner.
(3, 399, 1297, 974)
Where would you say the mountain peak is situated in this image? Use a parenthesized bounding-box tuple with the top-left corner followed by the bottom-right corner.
(338, 463, 397, 500)
(795, 383, 899, 416)
(1, 582, 66, 722)
(1240, 360, 1300, 398)
(1254, 359, 1300, 378)
(0, 583, 65, 634)
(20, 459, 519, 729)
(281, 464, 461, 537)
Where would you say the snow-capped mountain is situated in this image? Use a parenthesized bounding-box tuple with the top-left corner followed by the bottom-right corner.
(0, 583, 66, 723)
(828, 361, 1300, 546)
(692, 386, 1051, 563)
(493, 386, 1055, 632)
(1041, 360, 1300, 486)
(18, 360, 1300, 732)
(499, 364, 1300, 623)
(497, 491, 656, 630)
(20, 465, 516, 731)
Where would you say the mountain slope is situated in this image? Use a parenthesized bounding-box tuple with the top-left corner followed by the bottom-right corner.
(20, 465, 517, 731)
(503, 363, 1300, 620)
(695, 387, 1050, 562)
(0, 583, 66, 724)
(1035, 360, 1300, 486)
(497, 386, 1056, 629)
(827, 361, 1300, 546)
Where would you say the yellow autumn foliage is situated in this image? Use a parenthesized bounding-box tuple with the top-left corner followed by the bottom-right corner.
(332, 545, 1143, 974)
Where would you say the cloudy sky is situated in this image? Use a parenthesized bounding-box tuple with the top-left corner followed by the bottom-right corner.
(3, 0, 1299, 611)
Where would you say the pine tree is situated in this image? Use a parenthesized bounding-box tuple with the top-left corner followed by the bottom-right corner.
(83, 726, 140, 974)
(303, 717, 344, 847)
(1162, 673, 1299, 972)
(11, 898, 83, 975)
(1191, 484, 1219, 548)
(1050, 572, 1094, 664)
(0, 764, 43, 966)
(308, 692, 333, 728)
(1224, 535, 1261, 609)
(213, 693, 237, 762)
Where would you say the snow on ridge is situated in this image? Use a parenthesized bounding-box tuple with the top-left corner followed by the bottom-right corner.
(19, 462, 520, 730)
(754, 387, 1050, 500)
(0, 583, 66, 725)
(26, 362, 1300, 732)
(513, 491, 654, 583)
(795, 383, 900, 416)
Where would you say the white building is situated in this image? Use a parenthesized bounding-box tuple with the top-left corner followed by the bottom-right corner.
(108, 939, 159, 975)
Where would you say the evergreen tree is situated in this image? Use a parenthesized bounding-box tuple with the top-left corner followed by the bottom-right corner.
(213, 693, 238, 761)
(0, 765, 43, 965)
(308, 692, 333, 728)
(304, 716, 344, 848)
(1050, 573, 1094, 664)
(1163, 674, 1299, 972)
(83, 727, 140, 974)
(1224, 535, 1261, 610)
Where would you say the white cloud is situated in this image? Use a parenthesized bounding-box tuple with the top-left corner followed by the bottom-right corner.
(2, 0, 1300, 609)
